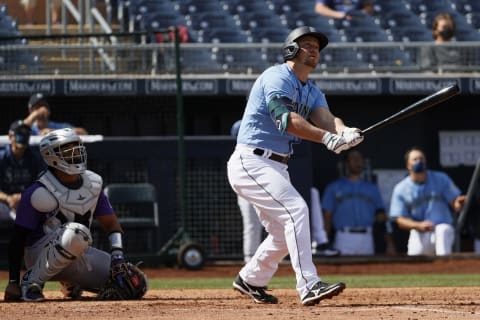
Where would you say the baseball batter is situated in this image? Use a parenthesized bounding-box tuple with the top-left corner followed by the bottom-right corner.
(227, 26, 364, 306)
(3, 128, 146, 302)
(389, 146, 465, 256)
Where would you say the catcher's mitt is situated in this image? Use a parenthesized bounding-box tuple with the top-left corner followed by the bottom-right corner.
(97, 262, 148, 300)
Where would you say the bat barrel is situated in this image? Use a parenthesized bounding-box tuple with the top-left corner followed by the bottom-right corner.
(361, 84, 460, 136)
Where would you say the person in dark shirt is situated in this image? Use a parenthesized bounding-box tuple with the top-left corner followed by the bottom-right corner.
(0, 120, 45, 220)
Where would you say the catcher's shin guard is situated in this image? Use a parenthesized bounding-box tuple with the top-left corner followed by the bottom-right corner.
(29, 223, 92, 285)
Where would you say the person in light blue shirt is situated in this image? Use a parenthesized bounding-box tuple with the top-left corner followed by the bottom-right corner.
(389, 146, 465, 256)
(322, 148, 395, 255)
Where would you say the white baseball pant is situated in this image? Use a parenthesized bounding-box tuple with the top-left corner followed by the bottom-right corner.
(228, 145, 320, 299)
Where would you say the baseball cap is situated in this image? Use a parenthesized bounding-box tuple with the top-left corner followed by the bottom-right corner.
(28, 92, 49, 110)
(9, 120, 31, 145)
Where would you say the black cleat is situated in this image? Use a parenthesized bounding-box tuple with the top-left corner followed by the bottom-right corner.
(312, 242, 341, 257)
(302, 281, 346, 306)
(233, 275, 278, 304)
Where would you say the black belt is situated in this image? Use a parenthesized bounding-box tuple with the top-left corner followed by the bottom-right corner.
(340, 227, 369, 233)
(253, 148, 289, 164)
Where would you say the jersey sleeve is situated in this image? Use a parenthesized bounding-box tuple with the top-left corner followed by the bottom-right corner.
(389, 184, 407, 219)
(14, 183, 47, 231)
(439, 172, 461, 203)
(94, 191, 115, 216)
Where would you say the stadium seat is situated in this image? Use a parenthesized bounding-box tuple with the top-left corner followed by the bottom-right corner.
(466, 12, 480, 30)
(358, 47, 414, 69)
(177, 0, 225, 15)
(225, 0, 272, 15)
(390, 26, 432, 42)
(236, 11, 286, 31)
(381, 11, 425, 30)
(317, 48, 369, 71)
(271, 0, 316, 15)
(103, 183, 160, 252)
(345, 26, 391, 42)
(452, 0, 480, 14)
(201, 28, 249, 43)
(138, 12, 186, 31)
(372, 1, 409, 15)
(251, 27, 289, 43)
(213, 48, 268, 73)
(407, 0, 454, 15)
(283, 11, 334, 30)
(186, 11, 238, 32)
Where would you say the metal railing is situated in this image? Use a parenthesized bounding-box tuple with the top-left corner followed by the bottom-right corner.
(1, 37, 480, 76)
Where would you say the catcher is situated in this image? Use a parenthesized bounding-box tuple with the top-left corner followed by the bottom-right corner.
(3, 128, 147, 302)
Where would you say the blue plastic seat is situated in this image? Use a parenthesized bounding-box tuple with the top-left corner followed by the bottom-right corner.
(345, 27, 390, 42)
(236, 11, 285, 31)
(251, 27, 289, 43)
(390, 26, 432, 42)
(202, 28, 249, 43)
(187, 11, 238, 31)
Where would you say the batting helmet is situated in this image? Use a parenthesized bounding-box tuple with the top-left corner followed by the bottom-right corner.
(283, 26, 328, 62)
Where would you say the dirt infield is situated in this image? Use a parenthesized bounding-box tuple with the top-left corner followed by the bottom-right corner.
(1, 258, 480, 320)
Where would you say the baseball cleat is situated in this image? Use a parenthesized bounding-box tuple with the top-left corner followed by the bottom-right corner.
(60, 282, 83, 300)
(233, 275, 278, 304)
(301, 281, 346, 306)
(312, 242, 341, 257)
(22, 283, 45, 302)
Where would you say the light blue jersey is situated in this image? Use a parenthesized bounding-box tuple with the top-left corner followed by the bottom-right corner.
(322, 178, 385, 229)
(236, 63, 328, 154)
(389, 170, 460, 225)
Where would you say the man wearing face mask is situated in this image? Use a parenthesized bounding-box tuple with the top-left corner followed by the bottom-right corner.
(0, 120, 45, 220)
(389, 147, 465, 256)
(420, 13, 460, 71)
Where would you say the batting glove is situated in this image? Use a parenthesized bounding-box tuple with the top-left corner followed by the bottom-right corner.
(322, 132, 349, 154)
(342, 127, 364, 148)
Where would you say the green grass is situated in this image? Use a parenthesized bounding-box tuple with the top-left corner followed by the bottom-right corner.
(2, 274, 480, 292)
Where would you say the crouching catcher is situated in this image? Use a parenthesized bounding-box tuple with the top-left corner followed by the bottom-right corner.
(3, 128, 147, 302)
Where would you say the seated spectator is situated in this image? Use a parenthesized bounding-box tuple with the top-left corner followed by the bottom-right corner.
(23, 93, 88, 136)
(420, 13, 461, 71)
(322, 149, 395, 255)
(314, 0, 373, 20)
(0, 120, 45, 220)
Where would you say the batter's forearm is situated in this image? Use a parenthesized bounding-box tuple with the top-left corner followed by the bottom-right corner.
(286, 112, 328, 143)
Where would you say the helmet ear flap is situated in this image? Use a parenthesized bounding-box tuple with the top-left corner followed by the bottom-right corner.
(283, 42, 299, 61)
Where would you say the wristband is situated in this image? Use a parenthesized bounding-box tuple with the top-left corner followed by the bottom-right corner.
(108, 232, 123, 252)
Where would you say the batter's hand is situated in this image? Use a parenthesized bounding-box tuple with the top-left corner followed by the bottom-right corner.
(4, 280, 22, 301)
(342, 127, 364, 147)
(322, 132, 349, 154)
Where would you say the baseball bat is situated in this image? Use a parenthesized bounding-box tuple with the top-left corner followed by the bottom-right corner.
(361, 84, 460, 136)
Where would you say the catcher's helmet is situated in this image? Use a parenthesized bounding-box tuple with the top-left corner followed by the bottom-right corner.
(39, 128, 87, 175)
(283, 26, 328, 62)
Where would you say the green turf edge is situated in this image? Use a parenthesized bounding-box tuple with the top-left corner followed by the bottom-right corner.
(2, 274, 479, 292)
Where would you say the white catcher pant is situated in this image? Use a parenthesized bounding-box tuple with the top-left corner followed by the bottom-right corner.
(407, 223, 455, 256)
(24, 225, 111, 291)
(228, 145, 320, 299)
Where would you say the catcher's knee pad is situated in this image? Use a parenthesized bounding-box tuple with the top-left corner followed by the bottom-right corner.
(58, 222, 92, 259)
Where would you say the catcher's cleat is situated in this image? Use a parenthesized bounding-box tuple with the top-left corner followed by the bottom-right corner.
(21, 270, 45, 302)
(60, 282, 83, 300)
(301, 281, 345, 306)
(22, 283, 45, 302)
(233, 275, 278, 304)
